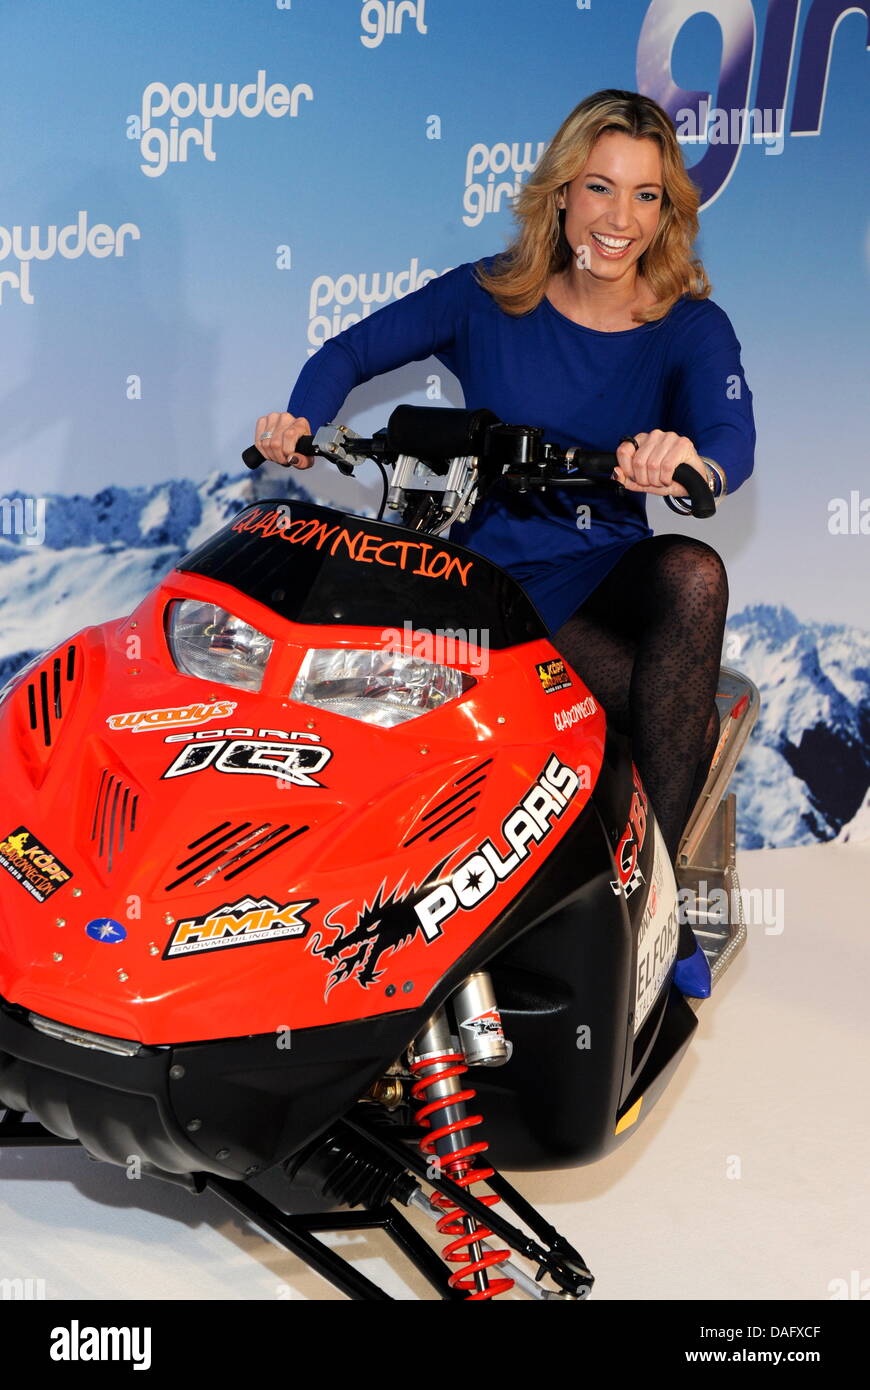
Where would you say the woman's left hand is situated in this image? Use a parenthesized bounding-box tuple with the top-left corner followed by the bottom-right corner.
(614, 430, 707, 496)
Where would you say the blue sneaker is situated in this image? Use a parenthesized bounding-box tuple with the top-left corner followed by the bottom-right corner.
(673, 940, 712, 999)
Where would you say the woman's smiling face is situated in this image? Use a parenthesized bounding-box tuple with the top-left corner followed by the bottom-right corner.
(560, 131, 664, 280)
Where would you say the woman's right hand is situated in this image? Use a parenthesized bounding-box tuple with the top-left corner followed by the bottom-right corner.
(253, 412, 314, 469)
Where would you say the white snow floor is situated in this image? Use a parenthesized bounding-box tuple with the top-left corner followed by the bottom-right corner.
(1, 842, 867, 1302)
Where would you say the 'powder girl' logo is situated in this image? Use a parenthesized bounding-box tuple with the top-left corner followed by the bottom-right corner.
(127, 70, 314, 179)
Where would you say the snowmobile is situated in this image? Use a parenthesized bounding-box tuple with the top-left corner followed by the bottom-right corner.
(0, 407, 758, 1300)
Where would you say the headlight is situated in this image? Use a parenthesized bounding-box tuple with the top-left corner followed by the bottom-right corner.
(290, 648, 471, 728)
(166, 600, 273, 692)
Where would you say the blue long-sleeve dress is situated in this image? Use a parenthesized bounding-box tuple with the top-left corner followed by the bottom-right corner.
(288, 259, 755, 632)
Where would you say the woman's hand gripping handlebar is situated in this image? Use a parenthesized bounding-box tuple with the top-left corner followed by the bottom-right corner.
(249, 413, 316, 469)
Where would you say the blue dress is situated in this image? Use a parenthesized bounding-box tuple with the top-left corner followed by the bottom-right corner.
(288, 260, 755, 632)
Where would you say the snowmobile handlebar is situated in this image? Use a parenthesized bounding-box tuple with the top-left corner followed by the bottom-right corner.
(242, 405, 716, 518)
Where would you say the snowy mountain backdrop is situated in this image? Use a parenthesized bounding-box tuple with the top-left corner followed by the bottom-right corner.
(1, 473, 867, 850)
(726, 607, 870, 848)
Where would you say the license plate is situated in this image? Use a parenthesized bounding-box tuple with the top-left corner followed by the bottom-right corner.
(633, 820, 679, 1035)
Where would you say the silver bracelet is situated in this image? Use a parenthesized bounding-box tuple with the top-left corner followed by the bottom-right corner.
(664, 494, 695, 516)
(699, 456, 728, 499)
(664, 457, 726, 515)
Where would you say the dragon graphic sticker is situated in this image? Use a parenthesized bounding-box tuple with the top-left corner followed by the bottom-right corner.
(311, 755, 580, 999)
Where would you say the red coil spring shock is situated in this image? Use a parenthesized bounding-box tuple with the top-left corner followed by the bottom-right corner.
(410, 1048, 514, 1300)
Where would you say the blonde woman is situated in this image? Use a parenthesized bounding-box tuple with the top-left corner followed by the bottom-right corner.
(254, 89, 755, 996)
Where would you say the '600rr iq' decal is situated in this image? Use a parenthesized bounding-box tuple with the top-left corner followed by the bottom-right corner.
(163, 736, 332, 788)
(310, 754, 580, 998)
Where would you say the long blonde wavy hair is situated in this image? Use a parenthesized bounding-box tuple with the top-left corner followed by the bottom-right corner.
(475, 89, 711, 322)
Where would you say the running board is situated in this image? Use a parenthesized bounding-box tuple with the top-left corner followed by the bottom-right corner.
(678, 665, 760, 869)
(677, 794, 746, 988)
(675, 665, 759, 991)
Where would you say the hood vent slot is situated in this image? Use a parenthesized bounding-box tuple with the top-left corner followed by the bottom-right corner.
(91, 770, 139, 872)
(403, 758, 492, 846)
(26, 644, 79, 749)
(166, 821, 309, 891)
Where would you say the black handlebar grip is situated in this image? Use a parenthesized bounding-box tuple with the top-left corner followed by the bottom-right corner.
(672, 462, 716, 519)
(241, 435, 314, 470)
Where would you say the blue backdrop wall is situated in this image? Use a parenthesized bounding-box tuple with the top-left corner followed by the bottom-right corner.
(1, 0, 868, 847)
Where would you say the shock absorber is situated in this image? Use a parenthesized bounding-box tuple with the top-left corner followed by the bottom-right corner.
(409, 993, 514, 1300)
(452, 971, 512, 1068)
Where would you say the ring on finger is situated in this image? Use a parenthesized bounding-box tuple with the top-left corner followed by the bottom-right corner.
(259, 431, 274, 441)
(618, 435, 640, 451)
